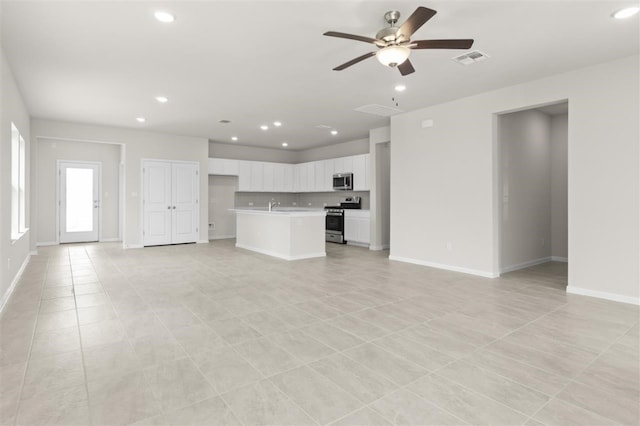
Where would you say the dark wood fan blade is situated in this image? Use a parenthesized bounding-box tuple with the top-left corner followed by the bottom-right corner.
(333, 52, 376, 71)
(398, 59, 415, 76)
(397, 7, 437, 40)
(323, 31, 378, 44)
(411, 39, 475, 49)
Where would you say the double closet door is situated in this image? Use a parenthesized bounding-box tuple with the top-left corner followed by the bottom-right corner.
(143, 160, 199, 246)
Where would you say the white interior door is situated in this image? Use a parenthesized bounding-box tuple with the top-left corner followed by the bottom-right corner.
(143, 161, 172, 246)
(171, 163, 199, 244)
(59, 162, 100, 243)
(143, 160, 199, 246)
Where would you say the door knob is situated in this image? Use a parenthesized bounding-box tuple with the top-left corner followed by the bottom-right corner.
(172, 206, 176, 209)
(167, 206, 171, 209)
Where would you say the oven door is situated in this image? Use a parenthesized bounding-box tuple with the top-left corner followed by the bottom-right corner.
(325, 212, 344, 234)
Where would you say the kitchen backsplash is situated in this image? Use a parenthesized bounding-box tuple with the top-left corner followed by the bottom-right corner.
(235, 191, 370, 209)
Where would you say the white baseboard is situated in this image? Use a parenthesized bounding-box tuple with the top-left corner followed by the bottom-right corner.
(388, 255, 497, 278)
(369, 244, 390, 251)
(99, 238, 121, 242)
(124, 244, 144, 249)
(551, 256, 568, 263)
(209, 235, 236, 240)
(0, 253, 32, 314)
(500, 257, 553, 274)
(347, 241, 369, 248)
(567, 286, 639, 306)
(197, 240, 210, 244)
(36, 241, 58, 247)
(235, 243, 325, 261)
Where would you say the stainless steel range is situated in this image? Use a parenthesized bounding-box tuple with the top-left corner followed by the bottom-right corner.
(325, 196, 361, 244)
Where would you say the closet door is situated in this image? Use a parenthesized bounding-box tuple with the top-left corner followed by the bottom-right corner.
(171, 162, 199, 244)
(143, 161, 172, 246)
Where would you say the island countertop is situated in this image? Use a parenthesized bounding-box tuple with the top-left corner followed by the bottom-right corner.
(231, 207, 326, 216)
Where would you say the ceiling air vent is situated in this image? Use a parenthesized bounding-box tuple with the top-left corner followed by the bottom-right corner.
(452, 50, 489, 65)
(354, 104, 403, 117)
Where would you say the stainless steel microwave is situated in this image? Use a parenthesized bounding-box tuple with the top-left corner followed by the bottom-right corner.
(333, 173, 353, 190)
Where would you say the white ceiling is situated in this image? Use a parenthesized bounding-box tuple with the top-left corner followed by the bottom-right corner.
(2, 1, 638, 150)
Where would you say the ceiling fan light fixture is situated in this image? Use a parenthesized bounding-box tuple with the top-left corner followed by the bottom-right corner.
(154, 11, 175, 23)
(376, 45, 410, 67)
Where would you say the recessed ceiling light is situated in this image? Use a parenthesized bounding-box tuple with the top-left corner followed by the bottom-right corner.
(260, 125, 269, 130)
(394, 84, 406, 92)
(136, 117, 146, 123)
(155, 96, 168, 103)
(331, 130, 338, 135)
(154, 11, 175, 23)
(231, 136, 238, 141)
(612, 6, 640, 19)
(282, 142, 289, 147)
(273, 121, 282, 127)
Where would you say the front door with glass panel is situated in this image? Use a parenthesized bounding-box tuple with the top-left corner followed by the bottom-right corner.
(59, 162, 100, 243)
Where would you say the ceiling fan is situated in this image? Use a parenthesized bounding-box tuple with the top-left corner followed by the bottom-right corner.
(324, 6, 474, 76)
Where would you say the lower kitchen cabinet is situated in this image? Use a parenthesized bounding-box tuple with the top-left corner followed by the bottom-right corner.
(344, 210, 370, 245)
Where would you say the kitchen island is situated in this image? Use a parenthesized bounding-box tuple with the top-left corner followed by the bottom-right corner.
(233, 208, 326, 260)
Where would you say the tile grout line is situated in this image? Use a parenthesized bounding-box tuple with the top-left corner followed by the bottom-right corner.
(11, 251, 54, 426)
(523, 319, 640, 425)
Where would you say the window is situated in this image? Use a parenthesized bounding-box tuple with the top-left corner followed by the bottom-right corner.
(11, 123, 27, 240)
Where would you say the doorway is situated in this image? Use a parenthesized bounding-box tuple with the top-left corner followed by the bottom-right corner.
(497, 101, 568, 281)
(59, 161, 101, 243)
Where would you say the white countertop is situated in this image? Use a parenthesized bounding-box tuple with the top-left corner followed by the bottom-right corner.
(231, 207, 326, 216)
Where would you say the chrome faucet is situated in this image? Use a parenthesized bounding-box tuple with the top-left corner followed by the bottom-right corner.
(268, 199, 279, 212)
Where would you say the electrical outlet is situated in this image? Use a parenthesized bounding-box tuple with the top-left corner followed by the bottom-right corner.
(248, 202, 253, 206)
(292, 202, 297, 206)
(308, 203, 312, 206)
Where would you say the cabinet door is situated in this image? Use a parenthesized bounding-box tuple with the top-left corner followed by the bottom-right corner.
(223, 159, 239, 175)
(208, 158, 223, 175)
(352, 154, 369, 191)
(283, 164, 294, 192)
(333, 157, 345, 175)
(297, 163, 307, 192)
(324, 160, 334, 191)
(273, 163, 284, 192)
(238, 161, 251, 191)
(306, 163, 315, 191)
(344, 216, 358, 242)
(343, 156, 354, 174)
(358, 218, 370, 244)
(314, 161, 325, 191)
(250, 162, 264, 191)
(262, 162, 274, 192)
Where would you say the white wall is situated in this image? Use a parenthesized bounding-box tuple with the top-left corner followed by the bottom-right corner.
(32, 120, 210, 248)
(390, 55, 639, 304)
(369, 126, 390, 250)
(36, 139, 121, 244)
(1, 49, 32, 307)
(551, 114, 568, 259)
(499, 109, 552, 271)
(296, 138, 369, 163)
(208, 175, 237, 239)
(210, 141, 297, 164)
(209, 138, 370, 164)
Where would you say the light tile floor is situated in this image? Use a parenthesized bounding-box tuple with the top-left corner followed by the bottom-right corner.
(1, 241, 638, 425)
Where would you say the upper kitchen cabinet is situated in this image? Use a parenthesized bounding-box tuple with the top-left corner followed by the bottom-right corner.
(208, 158, 239, 176)
(212, 153, 369, 192)
(352, 154, 369, 191)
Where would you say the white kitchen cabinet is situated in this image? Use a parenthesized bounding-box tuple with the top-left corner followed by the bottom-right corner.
(304, 162, 315, 192)
(262, 162, 274, 192)
(273, 163, 284, 192)
(344, 210, 370, 245)
(324, 160, 334, 191)
(283, 164, 294, 192)
(296, 163, 307, 192)
(208, 158, 239, 176)
(250, 162, 264, 191)
(352, 154, 369, 191)
(238, 161, 252, 191)
(314, 161, 325, 191)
